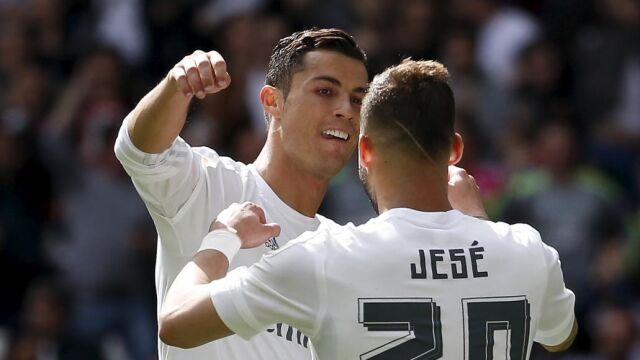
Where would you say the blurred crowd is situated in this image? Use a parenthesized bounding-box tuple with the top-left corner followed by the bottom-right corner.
(0, 0, 638, 359)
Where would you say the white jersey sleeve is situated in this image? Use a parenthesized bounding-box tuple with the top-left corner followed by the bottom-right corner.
(114, 117, 245, 255)
(209, 232, 325, 341)
(531, 229, 576, 346)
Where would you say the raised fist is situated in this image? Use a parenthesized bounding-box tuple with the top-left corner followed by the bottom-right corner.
(169, 50, 231, 99)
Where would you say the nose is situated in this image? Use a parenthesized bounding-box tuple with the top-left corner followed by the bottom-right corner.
(334, 96, 354, 120)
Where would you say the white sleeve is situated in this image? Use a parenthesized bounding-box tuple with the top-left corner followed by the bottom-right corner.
(113, 118, 247, 254)
(208, 238, 324, 340)
(534, 241, 576, 346)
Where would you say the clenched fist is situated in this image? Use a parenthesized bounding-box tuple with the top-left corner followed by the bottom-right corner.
(169, 50, 231, 99)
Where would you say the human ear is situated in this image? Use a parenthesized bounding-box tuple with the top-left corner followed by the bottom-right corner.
(448, 132, 464, 165)
(359, 135, 374, 169)
(260, 86, 282, 120)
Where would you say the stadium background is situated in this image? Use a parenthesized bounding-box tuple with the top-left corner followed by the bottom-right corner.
(0, 0, 638, 358)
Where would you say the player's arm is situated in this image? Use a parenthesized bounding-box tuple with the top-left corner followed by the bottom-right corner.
(541, 320, 578, 352)
(126, 50, 231, 153)
(158, 250, 233, 348)
(531, 232, 577, 352)
(114, 51, 240, 246)
(159, 203, 281, 348)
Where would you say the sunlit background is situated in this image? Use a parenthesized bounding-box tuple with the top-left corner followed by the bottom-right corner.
(0, 0, 638, 359)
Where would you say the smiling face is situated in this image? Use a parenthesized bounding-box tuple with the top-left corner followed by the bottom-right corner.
(269, 50, 368, 179)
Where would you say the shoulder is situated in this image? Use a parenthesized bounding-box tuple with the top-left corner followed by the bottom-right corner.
(508, 223, 542, 243)
(264, 219, 354, 261)
(191, 145, 250, 174)
(482, 220, 542, 246)
(507, 222, 553, 259)
(245, 228, 332, 288)
(490, 221, 561, 268)
(316, 214, 358, 235)
(192, 147, 258, 195)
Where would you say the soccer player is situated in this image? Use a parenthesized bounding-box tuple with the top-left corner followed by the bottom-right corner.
(159, 59, 577, 359)
(115, 28, 482, 359)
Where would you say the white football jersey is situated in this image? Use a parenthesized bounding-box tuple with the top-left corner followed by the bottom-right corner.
(114, 119, 319, 360)
(210, 208, 575, 359)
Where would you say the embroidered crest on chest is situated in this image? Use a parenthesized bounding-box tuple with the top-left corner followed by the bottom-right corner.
(265, 237, 280, 250)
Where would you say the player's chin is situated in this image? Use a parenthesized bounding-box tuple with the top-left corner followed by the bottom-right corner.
(316, 154, 351, 177)
(314, 139, 354, 167)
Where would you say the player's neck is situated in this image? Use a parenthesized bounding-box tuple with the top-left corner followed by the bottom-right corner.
(375, 167, 452, 214)
(253, 147, 328, 218)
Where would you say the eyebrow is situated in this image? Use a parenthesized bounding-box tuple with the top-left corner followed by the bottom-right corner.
(311, 75, 368, 94)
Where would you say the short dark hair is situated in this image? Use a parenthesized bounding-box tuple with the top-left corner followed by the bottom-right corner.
(362, 59, 455, 160)
(266, 28, 368, 97)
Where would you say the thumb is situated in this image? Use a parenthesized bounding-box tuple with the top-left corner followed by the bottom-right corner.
(264, 223, 281, 238)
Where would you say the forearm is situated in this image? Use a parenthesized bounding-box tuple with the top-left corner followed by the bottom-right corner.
(127, 75, 191, 153)
(159, 207, 278, 348)
(160, 250, 232, 348)
(184, 250, 230, 286)
(164, 250, 229, 312)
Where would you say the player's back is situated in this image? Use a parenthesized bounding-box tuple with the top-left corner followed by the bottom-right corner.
(312, 208, 574, 359)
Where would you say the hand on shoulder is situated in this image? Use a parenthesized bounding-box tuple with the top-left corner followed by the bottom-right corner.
(210, 202, 281, 249)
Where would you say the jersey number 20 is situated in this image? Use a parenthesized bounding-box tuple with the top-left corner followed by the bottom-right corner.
(358, 296, 531, 359)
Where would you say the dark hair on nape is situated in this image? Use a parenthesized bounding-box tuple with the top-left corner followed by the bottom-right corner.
(361, 59, 455, 161)
(265, 28, 368, 98)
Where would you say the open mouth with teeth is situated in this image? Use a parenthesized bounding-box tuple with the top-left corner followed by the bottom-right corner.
(322, 129, 350, 141)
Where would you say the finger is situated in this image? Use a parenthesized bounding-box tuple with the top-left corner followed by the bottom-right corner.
(264, 223, 281, 238)
(170, 66, 193, 98)
(241, 201, 259, 215)
(207, 51, 230, 88)
(249, 203, 267, 224)
(218, 72, 231, 90)
(183, 57, 205, 98)
(193, 51, 216, 93)
(240, 201, 253, 209)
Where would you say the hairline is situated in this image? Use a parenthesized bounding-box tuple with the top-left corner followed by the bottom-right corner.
(280, 49, 368, 98)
